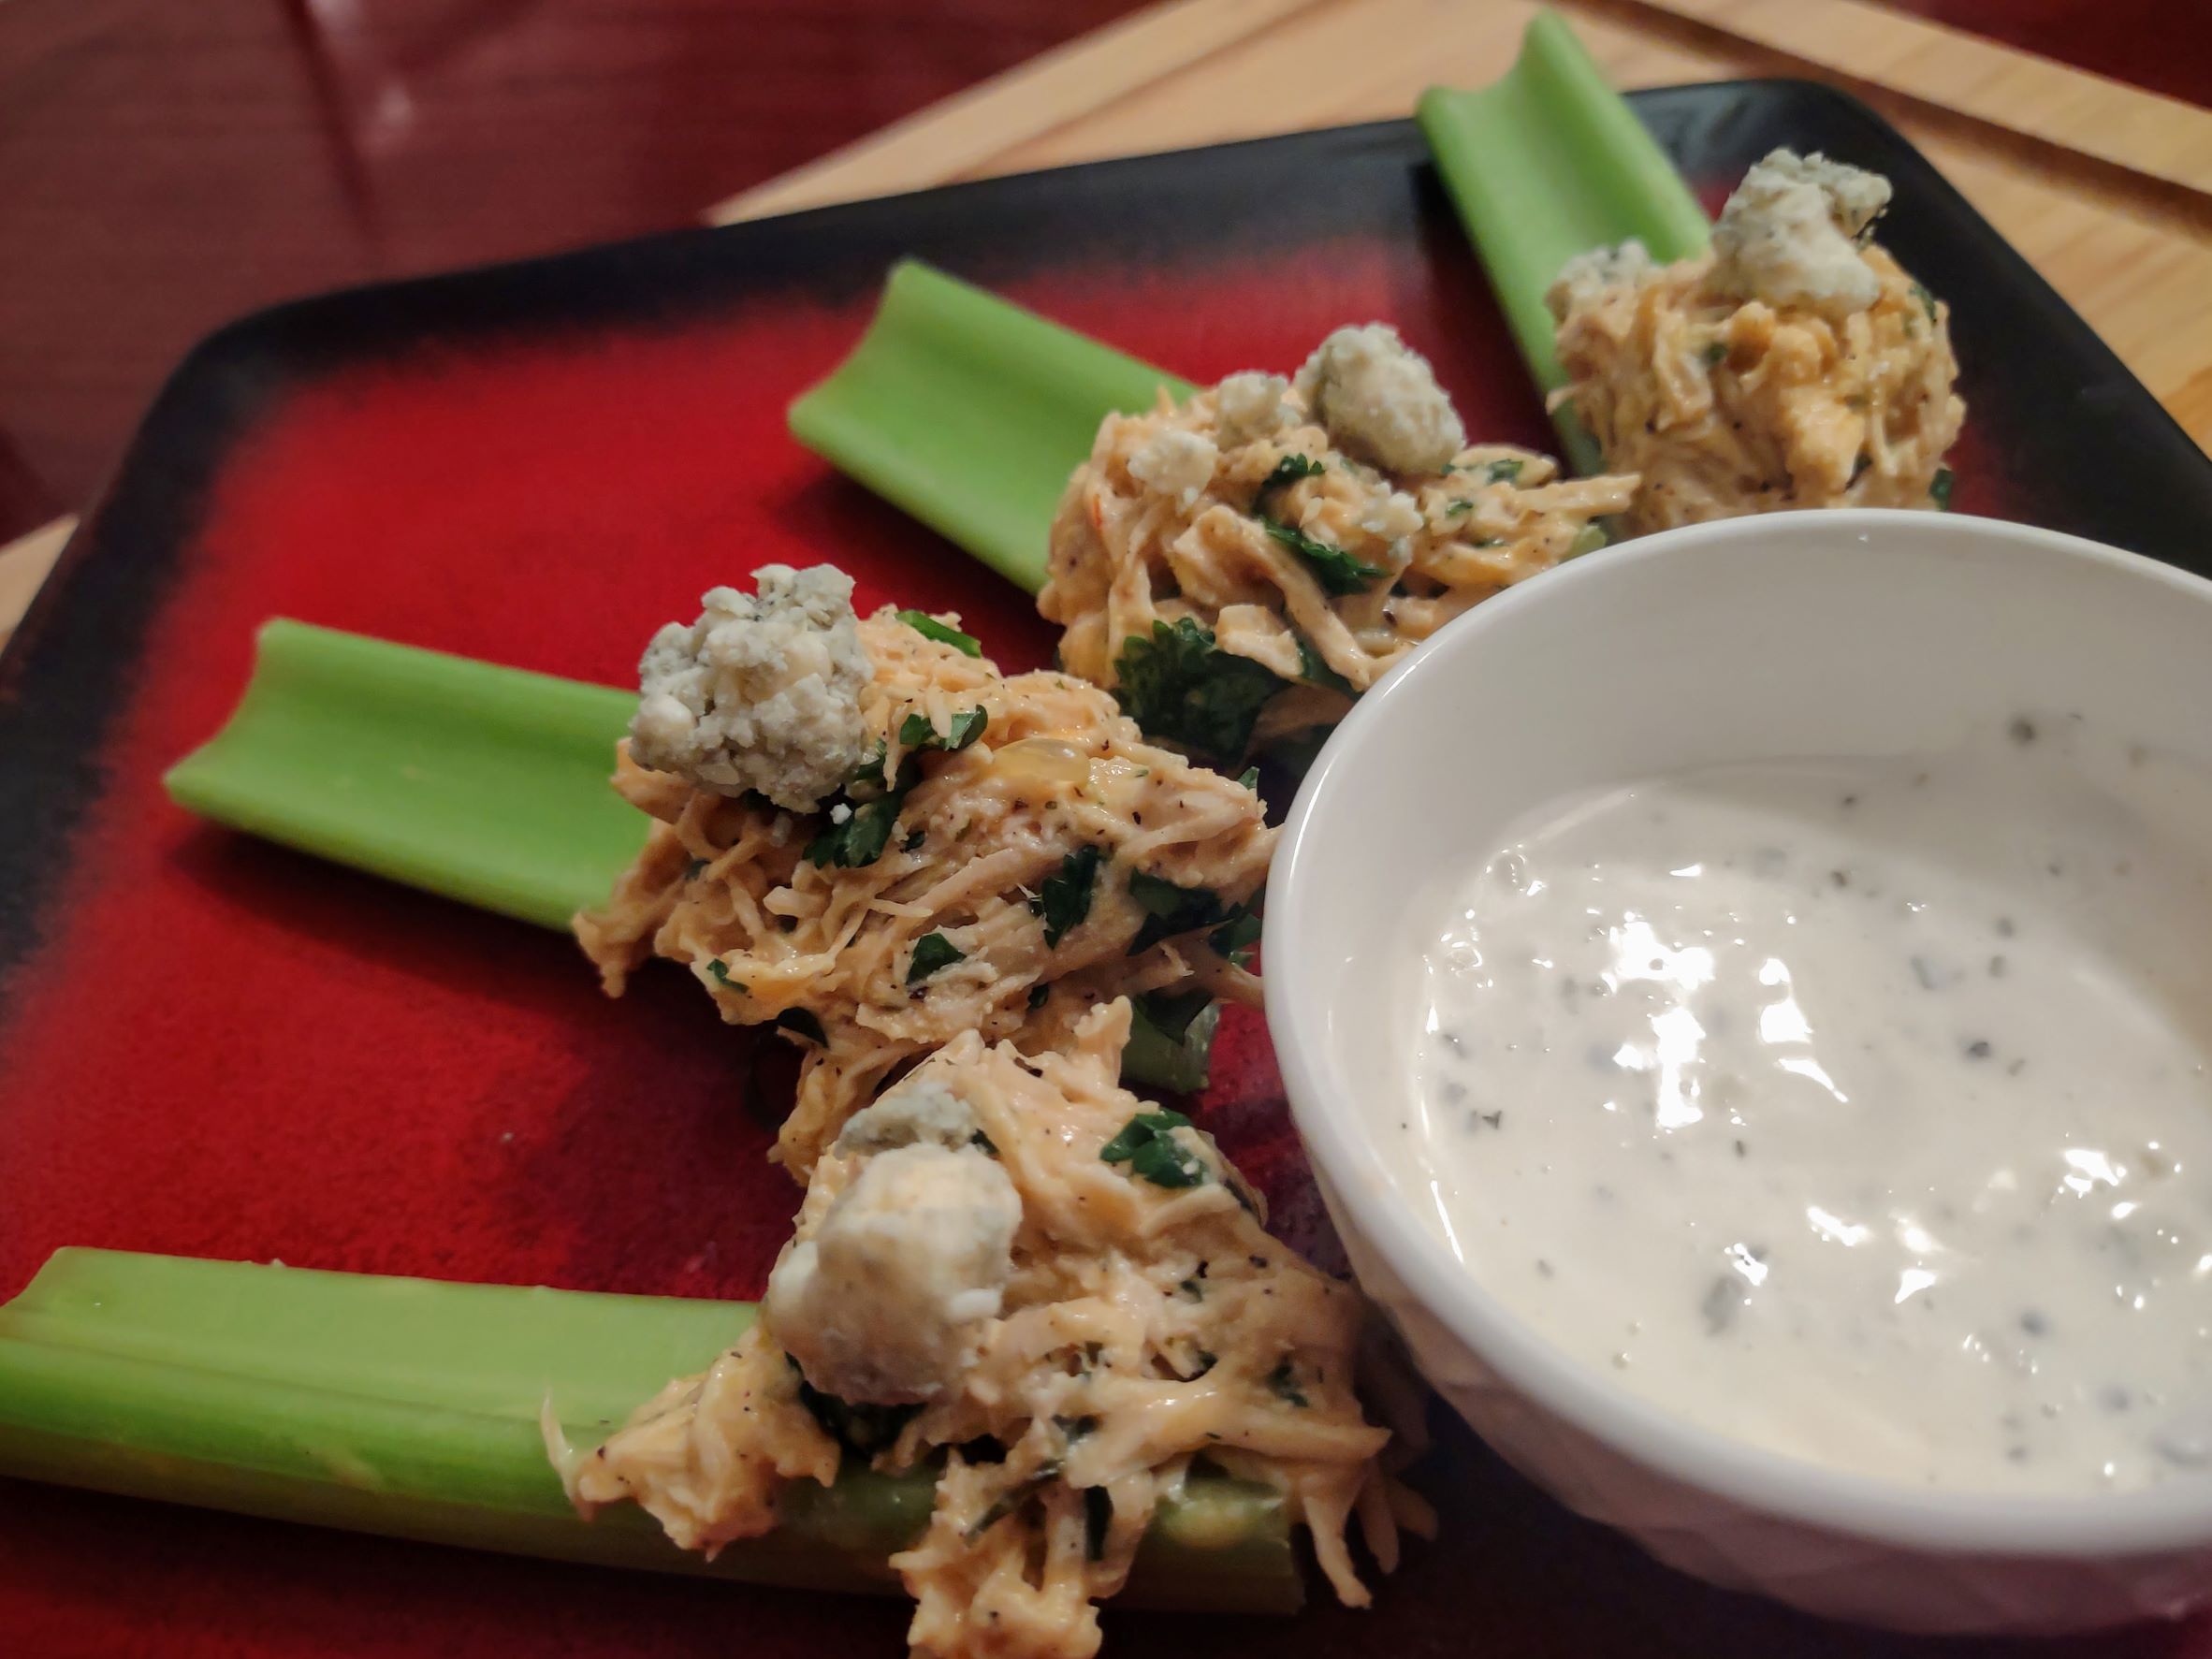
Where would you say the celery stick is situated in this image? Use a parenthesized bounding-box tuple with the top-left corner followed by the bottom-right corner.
(1418, 9, 1710, 470)
(166, 619, 647, 930)
(0, 1249, 1298, 1611)
(1123, 998, 1222, 1098)
(789, 260, 1191, 595)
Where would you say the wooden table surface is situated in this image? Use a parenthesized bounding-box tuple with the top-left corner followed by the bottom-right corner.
(5, 0, 2210, 650)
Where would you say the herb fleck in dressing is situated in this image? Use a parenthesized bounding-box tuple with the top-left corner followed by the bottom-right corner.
(1401, 720, 2212, 1492)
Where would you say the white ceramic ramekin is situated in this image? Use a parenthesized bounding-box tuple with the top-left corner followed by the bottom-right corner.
(1265, 510, 2212, 1634)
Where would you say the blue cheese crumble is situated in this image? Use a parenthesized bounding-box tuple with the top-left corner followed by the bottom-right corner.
(764, 1131, 1020, 1404)
(1711, 148, 1894, 318)
(1291, 324, 1466, 475)
(1127, 427, 1219, 509)
(630, 564, 873, 811)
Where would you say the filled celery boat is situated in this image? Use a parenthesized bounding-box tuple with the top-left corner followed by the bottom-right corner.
(0, 1248, 1298, 1610)
(165, 620, 1222, 1090)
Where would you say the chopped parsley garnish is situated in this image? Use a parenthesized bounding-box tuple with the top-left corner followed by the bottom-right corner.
(805, 793, 905, 868)
(1930, 466, 1955, 511)
(1026, 982, 1051, 1011)
(897, 609, 982, 657)
(774, 1008, 826, 1045)
(705, 960, 742, 991)
(1237, 765, 1260, 792)
(1478, 457, 1524, 485)
(1055, 1414, 1099, 1441)
(968, 1128, 997, 1156)
(1084, 1487, 1113, 1562)
(1265, 1358, 1311, 1408)
(908, 931, 967, 984)
(1127, 871, 1251, 954)
(1910, 281, 1939, 325)
(1253, 452, 1324, 513)
(1112, 617, 1283, 764)
(805, 744, 908, 867)
(847, 739, 893, 793)
(806, 712, 983, 868)
(1032, 844, 1102, 947)
(1701, 341, 1729, 369)
(790, 1360, 921, 1457)
(899, 707, 988, 753)
(1260, 517, 1387, 596)
(1295, 633, 1354, 695)
(903, 828, 926, 852)
(1100, 1109, 1209, 1188)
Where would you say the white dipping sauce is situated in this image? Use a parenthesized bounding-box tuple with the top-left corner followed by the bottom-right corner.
(1400, 717, 2212, 1492)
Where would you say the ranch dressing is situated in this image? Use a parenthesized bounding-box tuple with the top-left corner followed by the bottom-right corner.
(1401, 717, 2212, 1492)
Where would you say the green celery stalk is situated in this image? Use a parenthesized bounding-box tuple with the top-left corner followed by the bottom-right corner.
(1417, 9, 1711, 470)
(1123, 998, 1222, 1098)
(0, 1249, 1298, 1611)
(789, 260, 1191, 595)
(166, 619, 1224, 1092)
(166, 619, 646, 930)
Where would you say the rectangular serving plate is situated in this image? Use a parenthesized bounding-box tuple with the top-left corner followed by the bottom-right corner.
(2, 81, 2207, 1659)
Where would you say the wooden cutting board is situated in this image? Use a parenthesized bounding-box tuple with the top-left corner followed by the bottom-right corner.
(7, 0, 2209, 648)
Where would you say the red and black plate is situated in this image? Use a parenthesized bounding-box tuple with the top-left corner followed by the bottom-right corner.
(1, 80, 2205, 1659)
